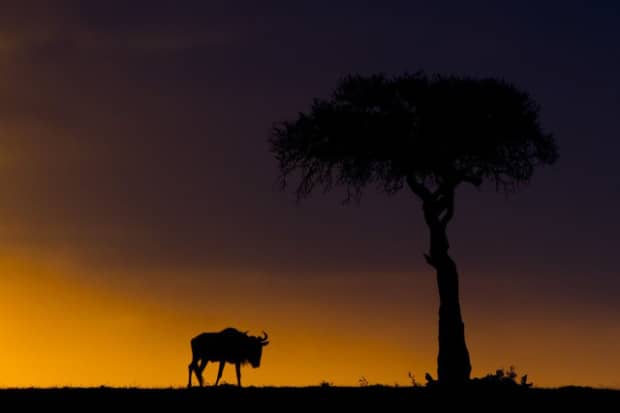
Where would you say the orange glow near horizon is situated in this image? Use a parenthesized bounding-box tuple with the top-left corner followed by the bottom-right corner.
(0, 250, 618, 389)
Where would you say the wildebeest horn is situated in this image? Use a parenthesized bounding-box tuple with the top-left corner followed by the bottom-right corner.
(261, 331, 268, 342)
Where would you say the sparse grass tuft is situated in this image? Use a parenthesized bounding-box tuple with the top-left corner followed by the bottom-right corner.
(407, 371, 423, 387)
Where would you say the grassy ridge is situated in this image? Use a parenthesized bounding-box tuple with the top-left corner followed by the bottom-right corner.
(1, 386, 619, 409)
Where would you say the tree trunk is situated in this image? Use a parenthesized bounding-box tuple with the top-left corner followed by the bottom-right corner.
(423, 198, 471, 385)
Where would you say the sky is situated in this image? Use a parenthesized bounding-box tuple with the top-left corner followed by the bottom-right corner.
(1, 0, 619, 388)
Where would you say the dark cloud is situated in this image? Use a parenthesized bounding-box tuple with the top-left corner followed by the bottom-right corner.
(0, 1, 618, 296)
(0, 1, 257, 54)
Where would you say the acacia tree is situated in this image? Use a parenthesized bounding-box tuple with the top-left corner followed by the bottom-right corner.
(269, 73, 557, 384)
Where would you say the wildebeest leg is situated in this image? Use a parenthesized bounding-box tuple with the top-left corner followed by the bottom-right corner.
(215, 361, 225, 385)
(235, 362, 242, 387)
(196, 359, 207, 387)
(188, 357, 199, 388)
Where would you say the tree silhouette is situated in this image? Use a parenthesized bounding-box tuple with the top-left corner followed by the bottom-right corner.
(269, 73, 558, 385)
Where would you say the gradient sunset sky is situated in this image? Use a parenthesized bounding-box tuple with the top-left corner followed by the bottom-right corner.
(1, 1, 619, 388)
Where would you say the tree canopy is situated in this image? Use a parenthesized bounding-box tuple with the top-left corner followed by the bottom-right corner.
(270, 73, 558, 202)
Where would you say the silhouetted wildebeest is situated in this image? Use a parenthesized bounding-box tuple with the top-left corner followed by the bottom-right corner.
(188, 327, 269, 387)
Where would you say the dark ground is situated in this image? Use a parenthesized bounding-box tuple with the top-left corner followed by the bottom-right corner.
(1, 385, 618, 410)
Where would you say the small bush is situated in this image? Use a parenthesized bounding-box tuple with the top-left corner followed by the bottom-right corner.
(477, 366, 533, 388)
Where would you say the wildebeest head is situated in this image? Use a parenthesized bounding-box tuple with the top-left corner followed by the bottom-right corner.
(247, 331, 270, 367)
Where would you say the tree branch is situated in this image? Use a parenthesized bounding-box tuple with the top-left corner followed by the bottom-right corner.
(439, 190, 454, 227)
(406, 175, 432, 201)
(461, 174, 483, 187)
